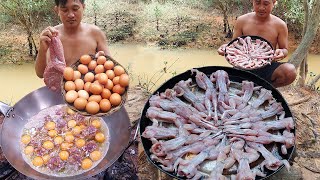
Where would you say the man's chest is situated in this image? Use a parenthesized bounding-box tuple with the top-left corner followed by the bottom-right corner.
(242, 24, 278, 48)
(61, 37, 97, 65)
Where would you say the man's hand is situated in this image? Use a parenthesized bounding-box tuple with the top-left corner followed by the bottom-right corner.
(39, 26, 59, 52)
(273, 49, 288, 61)
(217, 44, 227, 56)
(95, 51, 105, 58)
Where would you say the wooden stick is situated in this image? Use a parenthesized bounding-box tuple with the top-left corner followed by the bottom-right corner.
(302, 112, 319, 140)
(288, 96, 311, 106)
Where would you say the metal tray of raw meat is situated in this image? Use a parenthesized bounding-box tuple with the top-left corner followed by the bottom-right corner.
(139, 66, 295, 180)
(224, 35, 275, 70)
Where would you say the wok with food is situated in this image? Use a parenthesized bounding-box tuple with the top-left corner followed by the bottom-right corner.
(0, 86, 131, 180)
(140, 66, 295, 180)
(20, 105, 109, 177)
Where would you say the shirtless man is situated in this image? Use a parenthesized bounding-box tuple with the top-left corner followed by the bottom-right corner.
(218, 0, 296, 88)
(35, 0, 111, 78)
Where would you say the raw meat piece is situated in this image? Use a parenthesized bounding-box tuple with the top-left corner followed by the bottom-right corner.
(43, 36, 66, 92)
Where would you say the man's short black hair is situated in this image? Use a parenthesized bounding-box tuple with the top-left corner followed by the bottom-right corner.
(54, 0, 85, 6)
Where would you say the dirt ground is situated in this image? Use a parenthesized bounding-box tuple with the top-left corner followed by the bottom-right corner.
(125, 85, 320, 180)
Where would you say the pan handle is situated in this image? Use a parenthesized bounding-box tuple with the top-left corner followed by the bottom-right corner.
(0, 101, 13, 117)
(0, 101, 13, 147)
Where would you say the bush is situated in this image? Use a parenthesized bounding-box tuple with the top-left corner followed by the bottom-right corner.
(103, 11, 137, 42)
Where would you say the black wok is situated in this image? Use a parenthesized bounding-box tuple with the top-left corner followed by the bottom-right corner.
(139, 66, 295, 179)
(0, 86, 131, 180)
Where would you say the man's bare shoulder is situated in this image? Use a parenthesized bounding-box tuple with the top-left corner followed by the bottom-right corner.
(270, 15, 287, 29)
(53, 24, 63, 31)
(82, 23, 103, 33)
(237, 12, 255, 22)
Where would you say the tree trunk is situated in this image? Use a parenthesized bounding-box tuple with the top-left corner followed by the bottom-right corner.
(288, 0, 320, 68)
(298, 58, 307, 86)
(223, 10, 228, 33)
(28, 36, 33, 56)
(156, 19, 159, 31)
(297, 0, 310, 86)
(31, 35, 38, 57)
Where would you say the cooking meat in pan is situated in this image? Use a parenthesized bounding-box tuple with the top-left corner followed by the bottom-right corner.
(225, 36, 274, 70)
(142, 69, 294, 180)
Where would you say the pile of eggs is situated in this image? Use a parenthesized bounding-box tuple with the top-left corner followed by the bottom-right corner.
(63, 55, 129, 115)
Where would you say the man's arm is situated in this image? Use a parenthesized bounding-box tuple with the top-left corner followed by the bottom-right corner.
(232, 16, 244, 39)
(274, 21, 289, 60)
(94, 26, 111, 57)
(35, 26, 59, 78)
(217, 16, 244, 56)
(35, 49, 48, 78)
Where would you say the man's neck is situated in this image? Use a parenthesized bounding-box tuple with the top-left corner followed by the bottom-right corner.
(254, 13, 272, 23)
(63, 23, 82, 35)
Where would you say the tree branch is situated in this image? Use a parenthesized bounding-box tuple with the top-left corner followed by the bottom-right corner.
(308, 74, 320, 87)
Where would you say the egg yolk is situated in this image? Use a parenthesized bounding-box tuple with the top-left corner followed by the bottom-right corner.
(75, 139, 86, 148)
(48, 130, 57, 137)
(42, 141, 54, 150)
(90, 150, 102, 161)
(32, 157, 44, 167)
(95, 132, 105, 143)
(67, 108, 75, 115)
(68, 120, 77, 128)
(80, 125, 86, 130)
(21, 134, 31, 145)
(73, 126, 82, 135)
(54, 136, 64, 145)
(81, 158, 93, 170)
(65, 134, 75, 143)
(91, 119, 101, 128)
(24, 146, 34, 155)
(60, 142, 72, 150)
(59, 151, 69, 161)
(42, 154, 50, 164)
(45, 121, 56, 130)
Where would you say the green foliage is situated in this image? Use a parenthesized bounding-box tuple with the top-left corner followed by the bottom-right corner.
(104, 11, 137, 42)
(172, 30, 198, 47)
(273, 0, 304, 36)
(0, 0, 58, 28)
(0, 45, 12, 59)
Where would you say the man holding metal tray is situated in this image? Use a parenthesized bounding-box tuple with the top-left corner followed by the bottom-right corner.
(217, 0, 296, 88)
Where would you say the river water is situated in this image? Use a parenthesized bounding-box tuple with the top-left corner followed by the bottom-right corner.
(0, 44, 319, 104)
